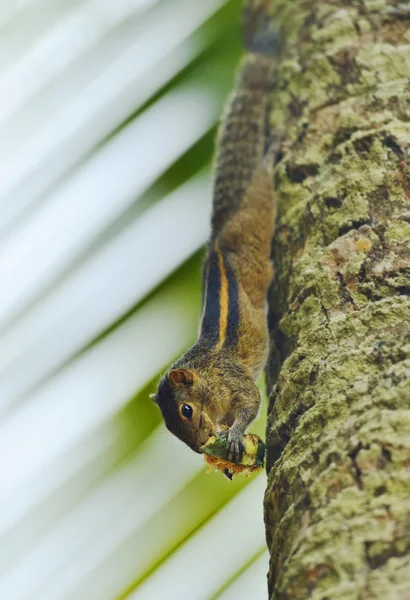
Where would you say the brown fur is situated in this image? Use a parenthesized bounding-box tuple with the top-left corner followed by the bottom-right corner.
(151, 1, 280, 460)
(211, 54, 275, 238)
(218, 167, 275, 379)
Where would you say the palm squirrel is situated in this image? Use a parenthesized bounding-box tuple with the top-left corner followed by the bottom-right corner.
(150, 0, 280, 463)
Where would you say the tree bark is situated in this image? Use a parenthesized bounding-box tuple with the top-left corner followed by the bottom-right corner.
(264, 1, 410, 598)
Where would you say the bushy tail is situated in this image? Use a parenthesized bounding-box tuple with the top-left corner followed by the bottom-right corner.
(242, 0, 281, 57)
(210, 0, 281, 238)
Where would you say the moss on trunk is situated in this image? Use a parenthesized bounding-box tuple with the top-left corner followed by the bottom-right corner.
(264, 1, 410, 598)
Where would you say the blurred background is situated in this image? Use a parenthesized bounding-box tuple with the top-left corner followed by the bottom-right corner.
(0, 1, 270, 598)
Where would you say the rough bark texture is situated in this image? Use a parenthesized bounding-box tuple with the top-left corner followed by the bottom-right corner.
(264, 1, 410, 598)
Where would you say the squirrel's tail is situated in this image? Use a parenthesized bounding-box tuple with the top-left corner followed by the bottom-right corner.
(242, 0, 281, 58)
(236, 0, 281, 93)
(210, 1, 280, 238)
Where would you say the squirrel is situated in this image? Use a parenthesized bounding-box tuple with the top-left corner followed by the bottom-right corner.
(150, 0, 281, 464)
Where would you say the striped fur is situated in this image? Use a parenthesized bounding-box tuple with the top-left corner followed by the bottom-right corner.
(200, 244, 240, 348)
(152, 0, 280, 459)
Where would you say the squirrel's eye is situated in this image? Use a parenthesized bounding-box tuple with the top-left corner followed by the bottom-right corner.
(181, 404, 193, 419)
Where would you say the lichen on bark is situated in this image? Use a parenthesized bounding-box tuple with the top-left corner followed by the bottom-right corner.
(264, 1, 410, 598)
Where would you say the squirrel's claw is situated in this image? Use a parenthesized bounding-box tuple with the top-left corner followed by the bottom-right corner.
(227, 427, 245, 463)
(223, 468, 234, 480)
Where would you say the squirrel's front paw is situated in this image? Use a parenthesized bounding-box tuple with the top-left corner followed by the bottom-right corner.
(227, 427, 245, 463)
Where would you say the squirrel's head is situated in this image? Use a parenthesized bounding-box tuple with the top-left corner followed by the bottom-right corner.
(151, 368, 215, 453)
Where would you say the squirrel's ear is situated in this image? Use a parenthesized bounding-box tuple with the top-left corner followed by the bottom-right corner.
(168, 368, 195, 388)
(149, 393, 158, 404)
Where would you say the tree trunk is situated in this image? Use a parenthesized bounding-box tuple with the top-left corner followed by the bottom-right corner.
(264, 1, 410, 598)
